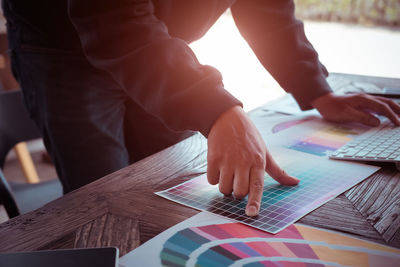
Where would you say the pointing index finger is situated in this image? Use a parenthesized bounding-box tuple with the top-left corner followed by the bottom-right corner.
(245, 167, 265, 217)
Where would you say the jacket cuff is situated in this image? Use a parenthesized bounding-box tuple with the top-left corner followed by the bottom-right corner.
(289, 70, 332, 110)
(196, 86, 243, 137)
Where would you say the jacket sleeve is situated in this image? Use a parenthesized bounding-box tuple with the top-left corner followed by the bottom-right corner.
(231, 0, 331, 110)
(68, 0, 241, 137)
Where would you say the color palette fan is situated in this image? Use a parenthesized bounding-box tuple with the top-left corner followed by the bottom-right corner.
(119, 212, 400, 267)
(160, 221, 400, 267)
(156, 150, 378, 234)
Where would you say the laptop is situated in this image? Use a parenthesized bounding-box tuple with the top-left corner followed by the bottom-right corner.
(0, 247, 118, 267)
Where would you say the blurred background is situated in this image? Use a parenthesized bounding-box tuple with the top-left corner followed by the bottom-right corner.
(191, 0, 400, 111)
(295, 0, 399, 27)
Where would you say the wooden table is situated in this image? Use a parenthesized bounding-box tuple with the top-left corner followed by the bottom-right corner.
(0, 73, 399, 256)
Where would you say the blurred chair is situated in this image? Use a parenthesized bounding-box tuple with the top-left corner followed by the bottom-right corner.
(0, 90, 62, 218)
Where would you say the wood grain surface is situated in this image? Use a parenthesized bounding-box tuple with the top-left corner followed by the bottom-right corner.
(0, 73, 399, 257)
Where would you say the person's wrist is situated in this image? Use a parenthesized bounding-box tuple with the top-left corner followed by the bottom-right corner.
(311, 92, 334, 110)
(209, 105, 243, 135)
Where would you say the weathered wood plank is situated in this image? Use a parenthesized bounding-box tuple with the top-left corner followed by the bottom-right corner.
(346, 167, 400, 245)
(0, 192, 109, 252)
(299, 194, 385, 244)
(389, 225, 400, 248)
(74, 213, 140, 256)
(38, 232, 76, 251)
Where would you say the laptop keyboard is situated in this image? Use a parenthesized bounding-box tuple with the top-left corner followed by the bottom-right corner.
(329, 121, 400, 163)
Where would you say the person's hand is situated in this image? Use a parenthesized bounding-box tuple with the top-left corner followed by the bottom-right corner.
(207, 105, 299, 217)
(312, 93, 400, 126)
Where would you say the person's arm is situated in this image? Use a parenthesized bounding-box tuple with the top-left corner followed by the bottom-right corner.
(231, 0, 331, 111)
(68, 0, 240, 136)
(231, 0, 400, 126)
(68, 0, 299, 217)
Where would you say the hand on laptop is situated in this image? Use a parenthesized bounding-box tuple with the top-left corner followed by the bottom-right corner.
(207, 105, 299, 217)
(312, 92, 400, 126)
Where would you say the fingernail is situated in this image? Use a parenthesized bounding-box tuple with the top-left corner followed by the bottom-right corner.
(246, 205, 258, 217)
(293, 177, 300, 184)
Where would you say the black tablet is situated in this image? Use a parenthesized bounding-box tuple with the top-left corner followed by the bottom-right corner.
(0, 247, 118, 267)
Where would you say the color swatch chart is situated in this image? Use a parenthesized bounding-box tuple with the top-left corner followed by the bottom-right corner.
(157, 152, 379, 234)
(159, 219, 400, 267)
(287, 124, 358, 156)
(269, 118, 364, 157)
(119, 212, 400, 267)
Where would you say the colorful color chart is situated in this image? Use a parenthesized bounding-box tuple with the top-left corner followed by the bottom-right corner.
(156, 152, 379, 234)
(262, 116, 368, 157)
(159, 220, 400, 267)
(119, 212, 400, 267)
(286, 125, 359, 156)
